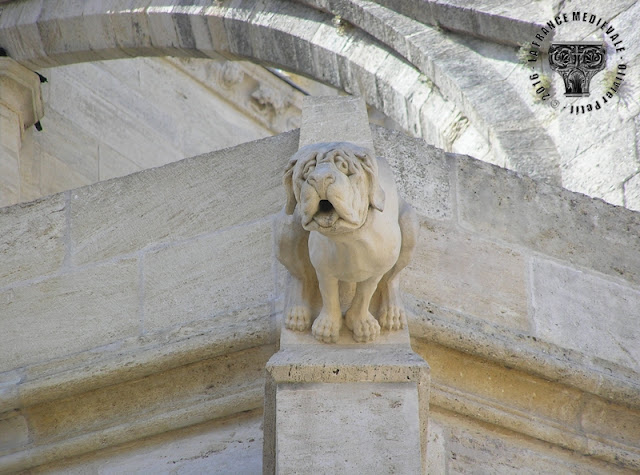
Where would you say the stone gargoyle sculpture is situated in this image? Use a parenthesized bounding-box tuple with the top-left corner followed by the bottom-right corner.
(275, 141, 417, 343)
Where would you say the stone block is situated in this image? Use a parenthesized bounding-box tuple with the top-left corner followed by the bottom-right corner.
(372, 126, 452, 220)
(264, 334, 429, 474)
(431, 409, 626, 474)
(0, 258, 139, 373)
(275, 382, 422, 473)
(531, 258, 640, 371)
(405, 219, 529, 330)
(29, 412, 263, 474)
(416, 341, 584, 432)
(0, 193, 66, 288)
(457, 156, 640, 285)
(299, 95, 372, 149)
(143, 220, 274, 333)
(25, 345, 273, 445)
(558, 120, 638, 202)
(45, 67, 181, 170)
(69, 130, 299, 265)
(337, 32, 390, 111)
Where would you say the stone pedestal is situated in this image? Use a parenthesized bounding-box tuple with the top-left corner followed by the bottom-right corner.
(264, 95, 430, 473)
(0, 57, 43, 206)
(264, 327, 429, 474)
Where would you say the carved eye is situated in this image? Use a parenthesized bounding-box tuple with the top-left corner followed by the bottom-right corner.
(302, 161, 316, 179)
(335, 156, 349, 175)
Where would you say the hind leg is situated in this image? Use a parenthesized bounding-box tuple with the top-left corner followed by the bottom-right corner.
(378, 199, 418, 330)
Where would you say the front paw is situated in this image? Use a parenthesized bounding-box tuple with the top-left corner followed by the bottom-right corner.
(378, 305, 407, 331)
(312, 312, 342, 343)
(285, 305, 312, 331)
(346, 311, 380, 343)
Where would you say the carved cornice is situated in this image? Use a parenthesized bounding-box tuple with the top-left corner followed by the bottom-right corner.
(1, 300, 638, 472)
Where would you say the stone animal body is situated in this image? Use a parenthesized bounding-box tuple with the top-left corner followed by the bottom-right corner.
(275, 142, 417, 343)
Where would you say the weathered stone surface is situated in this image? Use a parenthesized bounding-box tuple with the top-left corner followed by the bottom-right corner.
(0, 413, 28, 452)
(625, 172, 640, 212)
(69, 131, 298, 265)
(580, 394, 640, 451)
(0, 193, 66, 288)
(32, 109, 100, 183)
(558, 119, 638, 205)
(97, 144, 142, 182)
(39, 150, 93, 197)
(457, 156, 640, 285)
(299, 95, 372, 149)
(406, 218, 529, 330)
(0, 258, 139, 373)
(531, 258, 640, 372)
(408, 298, 640, 410)
(29, 411, 264, 475)
(275, 382, 422, 474)
(143, 220, 274, 333)
(430, 408, 630, 474)
(372, 125, 453, 220)
(416, 341, 584, 432)
(26, 346, 271, 445)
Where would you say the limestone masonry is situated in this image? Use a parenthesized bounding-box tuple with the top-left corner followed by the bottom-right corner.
(0, 0, 639, 473)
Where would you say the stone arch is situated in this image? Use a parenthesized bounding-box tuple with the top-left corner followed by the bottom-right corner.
(0, 0, 560, 181)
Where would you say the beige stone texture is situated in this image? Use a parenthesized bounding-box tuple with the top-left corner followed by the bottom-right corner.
(276, 382, 422, 473)
(30, 411, 264, 475)
(457, 156, 640, 285)
(0, 192, 66, 288)
(39, 150, 93, 197)
(406, 218, 529, 330)
(531, 258, 640, 372)
(143, 220, 274, 333)
(0, 413, 28, 452)
(97, 144, 142, 181)
(0, 258, 139, 372)
(372, 126, 453, 221)
(26, 346, 272, 446)
(430, 408, 631, 475)
(69, 130, 298, 266)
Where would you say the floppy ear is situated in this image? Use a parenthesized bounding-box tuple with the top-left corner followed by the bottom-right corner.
(283, 158, 297, 215)
(358, 151, 385, 212)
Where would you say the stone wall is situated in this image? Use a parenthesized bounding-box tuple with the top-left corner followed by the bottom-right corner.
(1, 126, 638, 472)
(1, 0, 638, 211)
(10, 56, 304, 206)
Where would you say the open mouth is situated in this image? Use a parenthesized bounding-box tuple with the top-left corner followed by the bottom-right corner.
(318, 200, 334, 213)
(312, 199, 339, 227)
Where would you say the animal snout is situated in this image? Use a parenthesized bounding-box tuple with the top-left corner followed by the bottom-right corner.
(307, 170, 335, 197)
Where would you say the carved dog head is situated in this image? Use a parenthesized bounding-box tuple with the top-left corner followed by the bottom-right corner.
(283, 142, 385, 235)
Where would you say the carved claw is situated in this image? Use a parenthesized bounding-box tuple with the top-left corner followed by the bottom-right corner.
(285, 305, 312, 331)
(378, 305, 407, 331)
(312, 312, 342, 343)
(346, 311, 381, 343)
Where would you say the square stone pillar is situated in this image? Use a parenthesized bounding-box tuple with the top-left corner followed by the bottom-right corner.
(264, 327, 429, 474)
(0, 57, 44, 207)
(264, 96, 430, 473)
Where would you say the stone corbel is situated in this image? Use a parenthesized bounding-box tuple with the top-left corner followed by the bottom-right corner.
(0, 57, 44, 141)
